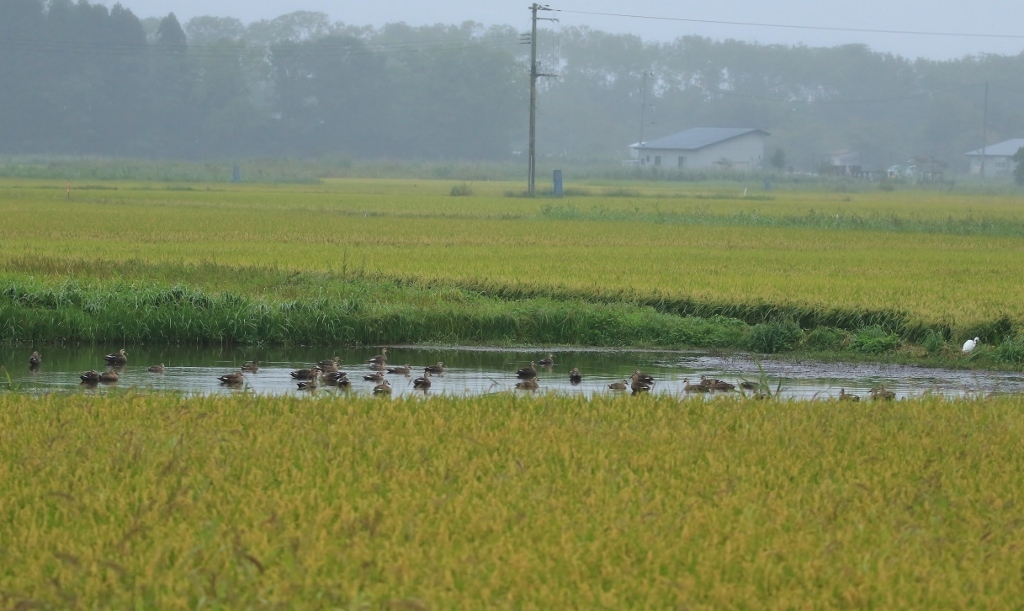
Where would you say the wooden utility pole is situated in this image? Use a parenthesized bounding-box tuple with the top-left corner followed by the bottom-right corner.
(527, 4, 555, 195)
(980, 81, 989, 179)
(638, 71, 650, 164)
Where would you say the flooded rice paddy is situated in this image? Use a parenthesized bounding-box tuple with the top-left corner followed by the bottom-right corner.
(4, 345, 1024, 400)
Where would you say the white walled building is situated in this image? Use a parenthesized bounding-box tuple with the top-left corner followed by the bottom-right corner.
(631, 127, 768, 170)
(965, 139, 1024, 177)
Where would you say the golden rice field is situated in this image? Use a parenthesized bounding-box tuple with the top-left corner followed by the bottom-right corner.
(2, 178, 1023, 337)
(1, 392, 1022, 607)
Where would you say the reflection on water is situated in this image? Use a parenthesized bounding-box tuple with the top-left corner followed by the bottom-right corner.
(3, 344, 1023, 400)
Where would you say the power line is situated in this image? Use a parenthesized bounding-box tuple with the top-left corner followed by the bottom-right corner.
(554, 9, 1024, 40)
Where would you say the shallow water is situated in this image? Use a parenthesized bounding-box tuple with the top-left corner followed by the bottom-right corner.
(3, 345, 1023, 400)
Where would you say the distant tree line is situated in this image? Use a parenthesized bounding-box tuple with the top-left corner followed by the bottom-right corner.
(2, 0, 1023, 171)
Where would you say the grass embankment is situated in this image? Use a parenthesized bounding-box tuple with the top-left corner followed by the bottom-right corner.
(2, 178, 1024, 363)
(2, 392, 1022, 607)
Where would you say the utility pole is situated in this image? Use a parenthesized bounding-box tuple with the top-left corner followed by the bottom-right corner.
(527, 3, 556, 195)
(638, 71, 650, 165)
(980, 81, 989, 179)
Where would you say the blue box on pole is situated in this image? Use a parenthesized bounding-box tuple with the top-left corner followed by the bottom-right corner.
(553, 169, 563, 196)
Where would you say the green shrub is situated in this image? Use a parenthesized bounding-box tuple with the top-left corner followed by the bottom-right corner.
(921, 329, 947, 355)
(747, 320, 803, 353)
(993, 336, 1024, 365)
(851, 325, 900, 354)
(806, 326, 848, 350)
(450, 182, 474, 196)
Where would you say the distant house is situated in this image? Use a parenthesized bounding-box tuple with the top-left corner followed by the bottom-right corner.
(631, 127, 768, 170)
(823, 149, 862, 176)
(965, 139, 1024, 177)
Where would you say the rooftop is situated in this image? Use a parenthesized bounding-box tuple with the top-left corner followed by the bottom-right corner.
(634, 127, 768, 150)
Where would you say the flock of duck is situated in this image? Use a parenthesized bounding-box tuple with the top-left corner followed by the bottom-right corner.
(26, 347, 900, 400)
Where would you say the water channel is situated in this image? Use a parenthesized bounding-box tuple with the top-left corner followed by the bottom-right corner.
(3, 345, 1022, 400)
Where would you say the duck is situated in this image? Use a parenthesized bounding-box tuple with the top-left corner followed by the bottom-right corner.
(413, 371, 432, 389)
(838, 388, 860, 402)
(290, 366, 321, 380)
(684, 378, 711, 392)
(369, 362, 387, 371)
(29, 351, 41, 367)
(147, 364, 165, 374)
(367, 348, 388, 365)
(79, 370, 101, 383)
(517, 361, 537, 379)
(373, 379, 392, 395)
(104, 348, 127, 366)
(962, 337, 979, 353)
(99, 369, 119, 383)
(633, 370, 654, 384)
(739, 380, 759, 391)
(218, 371, 244, 385)
(515, 377, 539, 390)
(322, 371, 351, 387)
(700, 375, 736, 391)
(608, 379, 629, 391)
(241, 360, 260, 372)
(318, 356, 341, 370)
(424, 362, 445, 374)
(870, 385, 896, 401)
(630, 379, 651, 395)
(568, 367, 582, 384)
(538, 353, 555, 367)
(386, 364, 412, 375)
(363, 371, 385, 382)
(297, 376, 318, 391)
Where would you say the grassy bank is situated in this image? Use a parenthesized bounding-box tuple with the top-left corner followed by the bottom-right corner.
(2, 392, 1022, 607)
(5, 268, 1024, 370)
(2, 178, 1024, 362)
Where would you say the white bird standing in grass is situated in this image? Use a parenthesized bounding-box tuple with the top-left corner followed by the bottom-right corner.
(962, 337, 979, 353)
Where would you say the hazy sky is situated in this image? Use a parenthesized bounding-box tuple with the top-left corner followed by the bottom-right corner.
(107, 0, 1024, 60)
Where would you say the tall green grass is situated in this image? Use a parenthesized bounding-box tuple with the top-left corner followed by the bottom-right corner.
(0, 273, 748, 348)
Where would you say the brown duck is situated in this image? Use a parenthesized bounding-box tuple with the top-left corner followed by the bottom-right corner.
(322, 371, 351, 387)
(515, 377, 539, 390)
(218, 371, 244, 385)
(701, 375, 735, 391)
(318, 356, 340, 370)
(290, 366, 321, 380)
(367, 348, 388, 365)
(413, 371, 432, 389)
(80, 370, 101, 384)
(104, 348, 127, 366)
(870, 385, 896, 401)
(517, 361, 537, 379)
(684, 378, 711, 392)
(568, 367, 582, 384)
(29, 351, 41, 367)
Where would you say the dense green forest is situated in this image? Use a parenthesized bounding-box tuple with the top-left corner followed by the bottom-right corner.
(1, 0, 1022, 172)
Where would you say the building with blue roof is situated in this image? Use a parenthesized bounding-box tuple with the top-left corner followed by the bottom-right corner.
(630, 127, 769, 170)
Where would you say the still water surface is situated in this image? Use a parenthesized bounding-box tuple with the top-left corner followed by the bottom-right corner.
(4, 345, 1023, 400)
